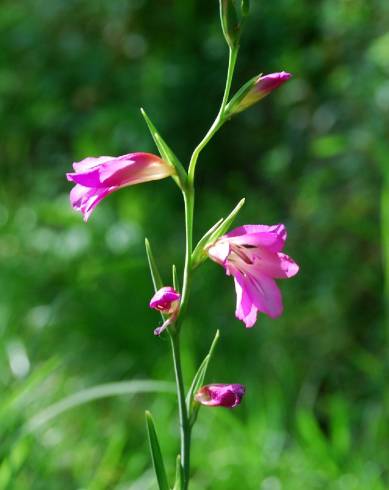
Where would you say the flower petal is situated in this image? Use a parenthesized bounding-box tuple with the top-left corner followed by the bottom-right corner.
(225, 224, 287, 252)
(233, 276, 258, 328)
(149, 287, 181, 311)
(68, 153, 173, 189)
(232, 265, 283, 318)
(244, 249, 299, 279)
(73, 156, 113, 172)
(206, 239, 230, 266)
(69, 184, 116, 222)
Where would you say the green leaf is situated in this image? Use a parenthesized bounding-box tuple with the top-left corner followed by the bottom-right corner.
(172, 264, 181, 292)
(26, 380, 175, 433)
(145, 411, 170, 490)
(191, 198, 245, 269)
(172, 454, 182, 490)
(209, 197, 245, 240)
(186, 330, 220, 425)
(140, 108, 187, 188)
(145, 238, 163, 292)
(241, 0, 250, 16)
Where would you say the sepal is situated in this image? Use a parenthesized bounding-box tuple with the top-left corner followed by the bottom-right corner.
(191, 198, 245, 268)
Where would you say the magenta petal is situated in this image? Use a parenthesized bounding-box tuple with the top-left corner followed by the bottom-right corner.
(233, 276, 258, 328)
(69, 184, 116, 222)
(67, 168, 103, 187)
(226, 224, 287, 252)
(245, 270, 283, 318)
(149, 287, 181, 311)
(248, 250, 299, 279)
(73, 156, 113, 172)
(256, 71, 292, 94)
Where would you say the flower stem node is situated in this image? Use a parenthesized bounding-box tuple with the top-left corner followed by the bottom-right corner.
(195, 384, 245, 408)
(149, 287, 181, 336)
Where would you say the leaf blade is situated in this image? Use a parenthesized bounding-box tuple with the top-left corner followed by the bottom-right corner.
(186, 330, 220, 425)
(145, 238, 163, 292)
(145, 411, 170, 490)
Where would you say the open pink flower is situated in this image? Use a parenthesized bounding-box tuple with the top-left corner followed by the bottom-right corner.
(149, 286, 181, 336)
(195, 384, 245, 408)
(206, 224, 299, 328)
(67, 153, 174, 221)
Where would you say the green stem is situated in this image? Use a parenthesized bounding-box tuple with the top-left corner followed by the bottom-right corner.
(382, 177, 389, 335)
(169, 44, 239, 490)
(170, 332, 191, 489)
(188, 46, 239, 183)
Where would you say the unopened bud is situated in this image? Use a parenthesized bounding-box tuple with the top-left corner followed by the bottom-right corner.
(226, 71, 292, 115)
(194, 384, 246, 408)
(219, 0, 240, 48)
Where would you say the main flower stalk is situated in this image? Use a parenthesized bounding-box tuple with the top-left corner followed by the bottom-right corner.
(171, 45, 239, 490)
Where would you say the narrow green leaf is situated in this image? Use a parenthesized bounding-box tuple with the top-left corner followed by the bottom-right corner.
(172, 454, 182, 490)
(140, 108, 187, 188)
(191, 198, 245, 269)
(241, 0, 250, 16)
(172, 264, 181, 292)
(186, 330, 220, 425)
(145, 238, 163, 292)
(210, 197, 245, 240)
(145, 411, 170, 490)
(25, 380, 175, 433)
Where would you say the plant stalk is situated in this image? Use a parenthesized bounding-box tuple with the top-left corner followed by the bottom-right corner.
(169, 43, 239, 490)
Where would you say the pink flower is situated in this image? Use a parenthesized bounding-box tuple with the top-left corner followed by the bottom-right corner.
(149, 286, 181, 336)
(194, 384, 245, 408)
(67, 153, 174, 221)
(206, 224, 299, 328)
(231, 71, 292, 114)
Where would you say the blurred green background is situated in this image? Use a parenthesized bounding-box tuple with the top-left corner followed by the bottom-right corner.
(1, 0, 389, 488)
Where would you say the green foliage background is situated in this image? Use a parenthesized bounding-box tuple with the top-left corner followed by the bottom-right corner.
(1, 0, 388, 488)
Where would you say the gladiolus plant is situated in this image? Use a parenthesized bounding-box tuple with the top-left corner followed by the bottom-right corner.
(66, 2, 298, 488)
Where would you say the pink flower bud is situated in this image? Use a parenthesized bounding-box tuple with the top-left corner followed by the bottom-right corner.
(149, 287, 181, 336)
(194, 384, 245, 408)
(149, 287, 181, 314)
(226, 72, 292, 115)
(67, 152, 175, 221)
